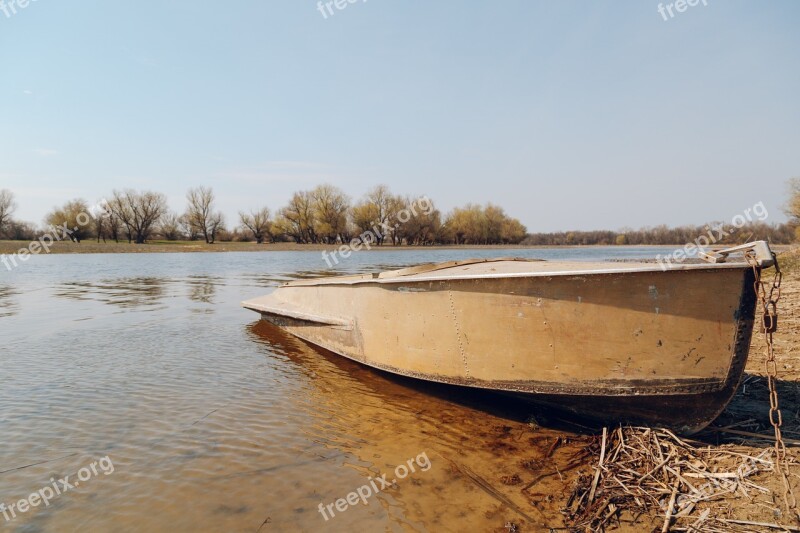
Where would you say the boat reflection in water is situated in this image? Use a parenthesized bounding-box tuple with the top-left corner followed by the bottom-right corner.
(246, 319, 578, 530)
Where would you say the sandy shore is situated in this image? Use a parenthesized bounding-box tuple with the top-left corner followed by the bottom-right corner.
(669, 249, 800, 529)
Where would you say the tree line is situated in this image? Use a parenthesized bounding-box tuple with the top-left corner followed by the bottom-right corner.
(0, 185, 528, 245)
(2, 181, 798, 246)
(522, 223, 796, 246)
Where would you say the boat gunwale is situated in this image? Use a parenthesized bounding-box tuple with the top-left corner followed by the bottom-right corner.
(279, 261, 753, 288)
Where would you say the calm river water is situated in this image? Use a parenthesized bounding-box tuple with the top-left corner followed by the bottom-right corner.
(0, 247, 678, 532)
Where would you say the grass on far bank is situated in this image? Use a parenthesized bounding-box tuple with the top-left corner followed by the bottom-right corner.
(0, 239, 558, 255)
(0, 240, 336, 255)
(0, 239, 797, 257)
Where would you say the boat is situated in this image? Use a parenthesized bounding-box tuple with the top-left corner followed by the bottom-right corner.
(242, 241, 776, 434)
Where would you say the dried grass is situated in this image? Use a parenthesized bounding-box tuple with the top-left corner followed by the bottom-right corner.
(563, 426, 795, 532)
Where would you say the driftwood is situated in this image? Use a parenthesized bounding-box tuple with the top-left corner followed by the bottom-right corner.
(563, 426, 795, 532)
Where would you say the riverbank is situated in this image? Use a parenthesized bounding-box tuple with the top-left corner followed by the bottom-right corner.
(0, 240, 594, 255)
(0, 239, 795, 255)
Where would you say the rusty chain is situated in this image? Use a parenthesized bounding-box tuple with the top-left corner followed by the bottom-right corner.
(745, 249, 796, 512)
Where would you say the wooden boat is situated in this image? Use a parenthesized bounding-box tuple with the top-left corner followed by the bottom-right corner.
(242, 241, 776, 433)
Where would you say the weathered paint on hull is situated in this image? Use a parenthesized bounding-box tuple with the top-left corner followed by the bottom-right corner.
(245, 264, 757, 434)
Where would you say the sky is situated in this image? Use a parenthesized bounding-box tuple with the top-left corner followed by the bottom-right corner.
(0, 1, 798, 233)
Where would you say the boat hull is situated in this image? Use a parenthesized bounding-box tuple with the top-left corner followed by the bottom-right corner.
(244, 263, 757, 434)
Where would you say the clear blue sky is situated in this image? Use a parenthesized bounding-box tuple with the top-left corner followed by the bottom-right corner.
(1, 1, 798, 232)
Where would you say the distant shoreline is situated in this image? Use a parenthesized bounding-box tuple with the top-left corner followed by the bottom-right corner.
(0, 240, 792, 256)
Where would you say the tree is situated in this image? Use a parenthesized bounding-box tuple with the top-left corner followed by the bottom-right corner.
(500, 218, 527, 244)
(184, 186, 225, 244)
(484, 204, 506, 244)
(179, 214, 198, 240)
(108, 192, 135, 243)
(93, 211, 107, 243)
(786, 178, 800, 241)
(446, 204, 484, 244)
(395, 196, 443, 245)
(274, 191, 317, 243)
(351, 201, 380, 243)
(86, 199, 114, 243)
(312, 184, 350, 243)
(239, 207, 272, 244)
(0, 189, 16, 235)
(351, 185, 396, 245)
(159, 212, 184, 241)
(4, 220, 37, 241)
(105, 211, 122, 243)
(108, 190, 168, 244)
(45, 199, 93, 243)
(444, 203, 526, 244)
(208, 211, 225, 244)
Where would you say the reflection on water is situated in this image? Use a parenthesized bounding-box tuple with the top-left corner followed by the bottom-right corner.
(237, 273, 307, 288)
(55, 277, 168, 310)
(244, 320, 589, 530)
(186, 275, 220, 305)
(0, 249, 673, 531)
(0, 284, 18, 317)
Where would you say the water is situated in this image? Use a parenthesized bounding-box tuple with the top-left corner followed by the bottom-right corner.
(0, 247, 678, 532)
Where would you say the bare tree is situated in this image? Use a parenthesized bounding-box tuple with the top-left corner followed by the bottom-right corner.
(179, 214, 197, 240)
(108, 190, 168, 244)
(159, 212, 184, 241)
(107, 211, 122, 242)
(108, 192, 135, 243)
(4, 220, 37, 241)
(208, 212, 225, 243)
(94, 212, 107, 243)
(91, 207, 121, 243)
(0, 189, 17, 235)
(786, 178, 800, 224)
(239, 207, 272, 244)
(86, 199, 113, 243)
(185, 186, 225, 244)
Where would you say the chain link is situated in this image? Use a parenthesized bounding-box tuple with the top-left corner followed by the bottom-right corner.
(745, 250, 796, 512)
